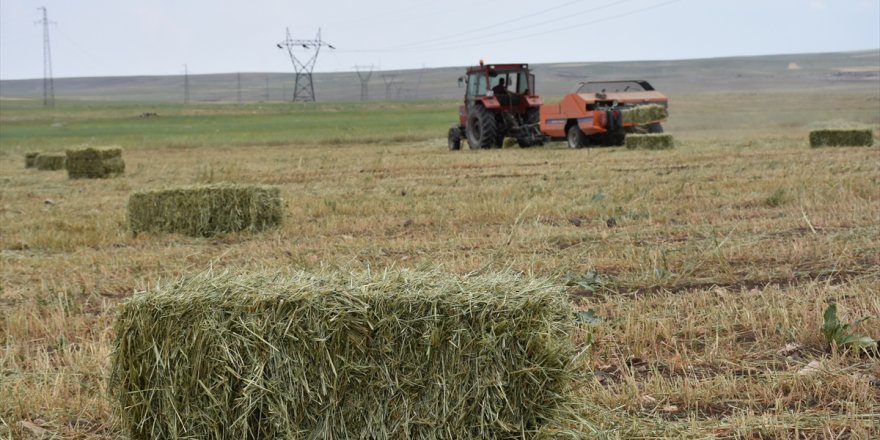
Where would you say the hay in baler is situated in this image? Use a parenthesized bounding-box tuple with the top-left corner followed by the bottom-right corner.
(625, 133, 675, 150)
(25, 152, 39, 168)
(809, 129, 874, 148)
(127, 184, 282, 237)
(109, 269, 589, 440)
(66, 147, 125, 178)
(621, 104, 668, 126)
(34, 153, 66, 170)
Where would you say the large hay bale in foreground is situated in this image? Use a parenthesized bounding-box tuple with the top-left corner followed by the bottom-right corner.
(809, 129, 874, 147)
(127, 184, 282, 237)
(25, 152, 39, 168)
(621, 104, 668, 125)
(34, 153, 66, 170)
(110, 270, 584, 440)
(625, 133, 675, 150)
(66, 147, 125, 178)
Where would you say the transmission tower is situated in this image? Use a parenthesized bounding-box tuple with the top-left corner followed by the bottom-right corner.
(35, 7, 55, 107)
(353, 65, 374, 101)
(276, 27, 334, 102)
(183, 64, 190, 105)
(381, 74, 398, 101)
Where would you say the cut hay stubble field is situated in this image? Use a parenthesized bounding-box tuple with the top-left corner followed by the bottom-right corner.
(1, 87, 879, 439)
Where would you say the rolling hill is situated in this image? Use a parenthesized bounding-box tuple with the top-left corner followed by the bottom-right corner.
(1, 50, 877, 103)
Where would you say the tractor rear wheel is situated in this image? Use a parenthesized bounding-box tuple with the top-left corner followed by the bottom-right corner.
(466, 105, 497, 150)
(448, 126, 462, 151)
(567, 124, 587, 149)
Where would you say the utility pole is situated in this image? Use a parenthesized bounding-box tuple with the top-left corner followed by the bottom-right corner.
(265, 75, 270, 102)
(236, 72, 242, 103)
(381, 74, 397, 101)
(183, 64, 190, 105)
(276, 27, 334, 102)
(353, 65, 374, 101)
(413, 65, 426, 100)
(35, 7, 55, 107)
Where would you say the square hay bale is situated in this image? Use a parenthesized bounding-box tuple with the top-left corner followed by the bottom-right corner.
(621, 104, 668, 125)
(25, 152, 39, 168)
(127, 184, 283, 237)
(809, 129, 874, 148)
(110, 270, 586, 440)
(33, 153, 66, 170)
(625, 134, 675, 150)
(66, 147, 125, 178)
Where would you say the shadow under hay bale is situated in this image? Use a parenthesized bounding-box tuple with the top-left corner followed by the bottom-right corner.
(625, 134, 675, 150)
(127, 184, 282, 237)
(809, 129, 874, 148)
(621, 104, 668, 125)
(110, 269, 589, 440)
(25, 152, 39, 168)
(34, 153, 66, 170)
(66, 147, 125, 178)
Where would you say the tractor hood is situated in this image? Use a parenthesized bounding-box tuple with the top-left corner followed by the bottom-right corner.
(577, 91, 667, 105)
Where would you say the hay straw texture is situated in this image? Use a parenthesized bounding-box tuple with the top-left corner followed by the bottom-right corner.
(109, 270, 588, 440)
(127, 184, 282, 237)
(66, 147, 125, 178)
(25, 152, 39, 168)
(809, 129, 874, 147)
(621, 104, 668, 125)
(34, 153, 66, 170)
(625, 134, 675, 150)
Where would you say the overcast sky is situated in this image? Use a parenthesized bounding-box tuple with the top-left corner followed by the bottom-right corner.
(1, 0, 878, 80)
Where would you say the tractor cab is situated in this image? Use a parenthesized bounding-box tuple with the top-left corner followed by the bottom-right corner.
(448, 62, 544, 150)
(460, 63, 537, 110)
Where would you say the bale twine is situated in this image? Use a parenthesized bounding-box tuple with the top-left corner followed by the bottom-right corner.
(25, 152, 39, 168)
(127, 184, 283, 237)
(621, 104, 668, 125)
(34, 153, 66, 170)
(109, 269, 586, 440)
(66, 147, 125, 178)
(625, 133, 675, 150)
(809, 129, 874, 148)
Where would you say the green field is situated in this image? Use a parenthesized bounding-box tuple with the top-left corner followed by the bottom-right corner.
(0, 100, 453, 150)
(1, 67, 879, 438)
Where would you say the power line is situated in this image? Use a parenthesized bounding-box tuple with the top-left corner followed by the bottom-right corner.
(338, 0, 684, 54)
(433, 0, 687, 52)
(336, 0, 630, 53)
(35, 7, 55, 107)
(392, 0, 639, 52)
(276, 27, 335, 102)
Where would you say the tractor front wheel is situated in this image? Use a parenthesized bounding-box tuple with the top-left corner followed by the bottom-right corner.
(567, 124, 587, 149)
(448, 125, 462, 151)
(466, 105, 497, 150)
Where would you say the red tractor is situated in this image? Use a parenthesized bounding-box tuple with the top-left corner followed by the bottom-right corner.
(448, 62, 545, 150)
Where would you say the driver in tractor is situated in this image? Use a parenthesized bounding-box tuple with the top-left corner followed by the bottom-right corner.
(492, 78, 508, 95)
